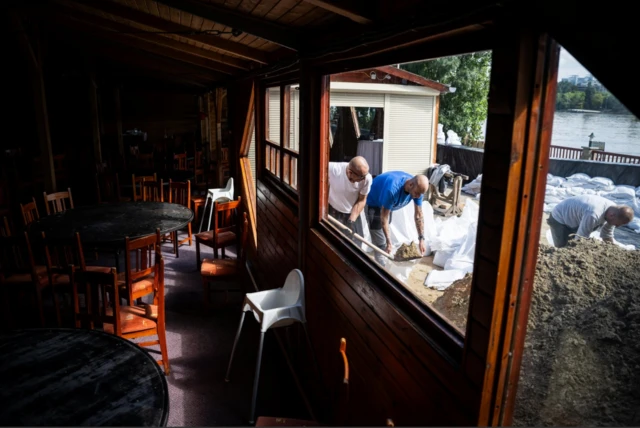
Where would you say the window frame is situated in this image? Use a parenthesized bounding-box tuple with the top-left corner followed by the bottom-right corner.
(313, 40, 497, 362)
(262, 81, 300, 197)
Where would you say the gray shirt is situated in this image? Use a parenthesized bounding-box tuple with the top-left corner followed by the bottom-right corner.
(551, 195, 616, 241)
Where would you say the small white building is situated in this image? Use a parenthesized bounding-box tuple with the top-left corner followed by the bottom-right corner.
(329, 66, 452, 176)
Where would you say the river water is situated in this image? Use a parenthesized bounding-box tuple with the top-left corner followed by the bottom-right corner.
(551, 112, 640, 155)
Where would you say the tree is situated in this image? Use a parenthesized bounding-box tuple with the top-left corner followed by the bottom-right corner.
(402, 51, 491, 142)
(584, 82, 594, 109)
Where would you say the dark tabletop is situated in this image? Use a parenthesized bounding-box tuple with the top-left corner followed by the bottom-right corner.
(0, 328, 169, 427)
(30, 201, 193, 246)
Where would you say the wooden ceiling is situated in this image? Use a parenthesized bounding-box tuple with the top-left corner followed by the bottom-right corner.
(10, 0, 500, 90)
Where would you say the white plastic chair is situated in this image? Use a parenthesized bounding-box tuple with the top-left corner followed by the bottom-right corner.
(225, 269, 314, 424)
(198, 177, 234, 233)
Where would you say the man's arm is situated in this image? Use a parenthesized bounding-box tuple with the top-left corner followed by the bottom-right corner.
(349, 194, 366, 222)
(576, 214, 599, 238)
(414, 203, 426, 255)
(600, 221, 616, 243)
(381, 207, 392, 253)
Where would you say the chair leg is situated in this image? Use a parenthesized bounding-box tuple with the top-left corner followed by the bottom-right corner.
(225, 311, 246, 382)
(196, 240, 201, 270)
(157, 326, 171, 375)
(173, 231, 179, 258)
(187, 223, 192, 246)
(249, 331, 266, 425)
(214, 247, 219, 259)
(222, 246, 226, 259)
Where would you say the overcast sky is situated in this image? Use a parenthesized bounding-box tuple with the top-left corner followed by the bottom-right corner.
(557, 47, 590, 80)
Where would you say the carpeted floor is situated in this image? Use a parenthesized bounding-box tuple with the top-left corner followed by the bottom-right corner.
(153, 239, 309, 426)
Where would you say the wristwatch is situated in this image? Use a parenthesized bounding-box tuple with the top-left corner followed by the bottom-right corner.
(418, 235, 425, 241)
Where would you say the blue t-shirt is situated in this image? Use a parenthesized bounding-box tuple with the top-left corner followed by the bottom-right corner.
(366, 171, 423, 210)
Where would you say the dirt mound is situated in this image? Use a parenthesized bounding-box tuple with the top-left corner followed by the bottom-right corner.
(394, 242, 422, 261)
(432, 274, 472, 333)
(514, 239, 640, 426)
(432, 240, 640, 426)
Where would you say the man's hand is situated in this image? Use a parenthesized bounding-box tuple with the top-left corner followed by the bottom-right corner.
(385, 242, 393, 254)
(346, 219, 357, 235)
(419, 240, 426, 255)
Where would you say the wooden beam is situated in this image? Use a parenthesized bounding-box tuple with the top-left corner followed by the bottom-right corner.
(11, 16, 57, 192)
(153, 0, 298, 50)
(56, 0, 269, 64)
(52, 13, 228, 79)
(50, 7, 244, 74)
(302, 0, 373, 24)
(88, 73, 103, 165)
(114, 86, 124, 157)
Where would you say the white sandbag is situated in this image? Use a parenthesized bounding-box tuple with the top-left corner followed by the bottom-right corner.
(446, 130, 461, 146)
(444, 222, 477, 273)
(589, 176, 615, 190)
(546, 229, 555, 246)
(437, 123, 446, 145)
(386, 260, 419, 283)
(544, 195, 563, 204)
(424, 269, 466, 290)
(625, 218, 640, 234)
(389, 202, 437, 255)
(461, 174, 482, 196)
(636, 186, 640, 198)
(607, 185, 636, 198)
(546, 174, 566, 187)
(567, 173, 591, 182)
(433, 250, 454, 267)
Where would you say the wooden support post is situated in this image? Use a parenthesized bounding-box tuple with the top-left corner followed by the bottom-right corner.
(89, 73, 102, 165)
(114, 86, 124, 157)
(12, 17, 57, 193)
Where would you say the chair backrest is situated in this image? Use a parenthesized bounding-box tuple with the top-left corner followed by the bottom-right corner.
(70, 266, 120, 334)
(132, 173, 157, 201)
(123, 229, 161, 303)
(20, 197, 40, 226)
(281, 269, 305, 314)
(174, 153, 187, 170)
(43, 188, 74, 215)
(40, 232, 88, 275)
(213, 197, 241, 237)
(96, 172, 123, 204)
(224, 177, 234, 194)
(168, 180, 190, 207)
(141, 179, 164, 202)
(0, 232, 38, 282)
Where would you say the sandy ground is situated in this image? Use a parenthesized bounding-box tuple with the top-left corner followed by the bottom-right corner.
(392, 191, 640, 312)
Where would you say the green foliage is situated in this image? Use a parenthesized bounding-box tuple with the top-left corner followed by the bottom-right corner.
(401, 51, 491, 142)
(355, 107, 375, 130)
(555, 81, 630, 114)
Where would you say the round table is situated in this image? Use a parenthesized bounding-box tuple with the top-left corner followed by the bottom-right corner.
(0, 328, 169, 426)
(30, 201, 193, 247)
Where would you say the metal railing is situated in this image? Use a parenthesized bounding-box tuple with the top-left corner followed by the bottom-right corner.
(549, 145, 640, 164)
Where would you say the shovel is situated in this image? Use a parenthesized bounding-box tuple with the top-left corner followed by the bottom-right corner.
(326, 215, 397, 261)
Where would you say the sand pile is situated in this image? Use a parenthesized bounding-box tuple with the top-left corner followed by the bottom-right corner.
(433, 239, 640, 426)
(394, 242, 422, 261)
(432, 274, 472, 333)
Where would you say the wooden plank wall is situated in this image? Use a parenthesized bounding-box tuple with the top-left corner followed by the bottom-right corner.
(254, 180, 298, 290)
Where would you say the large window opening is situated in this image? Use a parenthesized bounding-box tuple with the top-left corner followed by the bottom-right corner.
(264, 84, 299, 191)
(323, 53, 492, 336)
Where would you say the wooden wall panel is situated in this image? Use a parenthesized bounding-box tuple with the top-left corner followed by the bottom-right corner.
(253, 179, 298, 290)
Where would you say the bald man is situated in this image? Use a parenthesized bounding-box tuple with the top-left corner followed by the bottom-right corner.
(548, 195, 634, 247)
(328, 156, 372, 237)
(366, 171, 429, 263)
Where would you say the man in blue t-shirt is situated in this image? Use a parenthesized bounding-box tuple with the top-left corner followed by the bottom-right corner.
(365, 171, 429, 263)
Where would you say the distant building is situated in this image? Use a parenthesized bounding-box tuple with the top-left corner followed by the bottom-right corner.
(561, 73, 604, 91)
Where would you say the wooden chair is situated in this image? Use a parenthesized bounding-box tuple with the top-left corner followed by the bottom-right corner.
(174, 153, 187, 171)
(20, 197, 40, 227)
(0, 232, 49, 327)
(118, 229, 162, 305)
(132, 173, 157, 201)
(201, 212, 248, 305)
(70, 258, 170, 374)
(141, 179, 164, 202)
(43, 188, 74, 215)
(167, 180, 192, 257)
(96, 172, 130, 204)
(194, 197, 241, 269)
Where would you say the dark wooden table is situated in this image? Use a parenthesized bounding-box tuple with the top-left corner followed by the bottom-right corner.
(0, 328, 169, 426)
(30, 201, 193, 247)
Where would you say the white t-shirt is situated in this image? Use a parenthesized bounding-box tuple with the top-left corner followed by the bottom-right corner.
(551, 195, 615, 240)
(328, 162, 372, 214)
